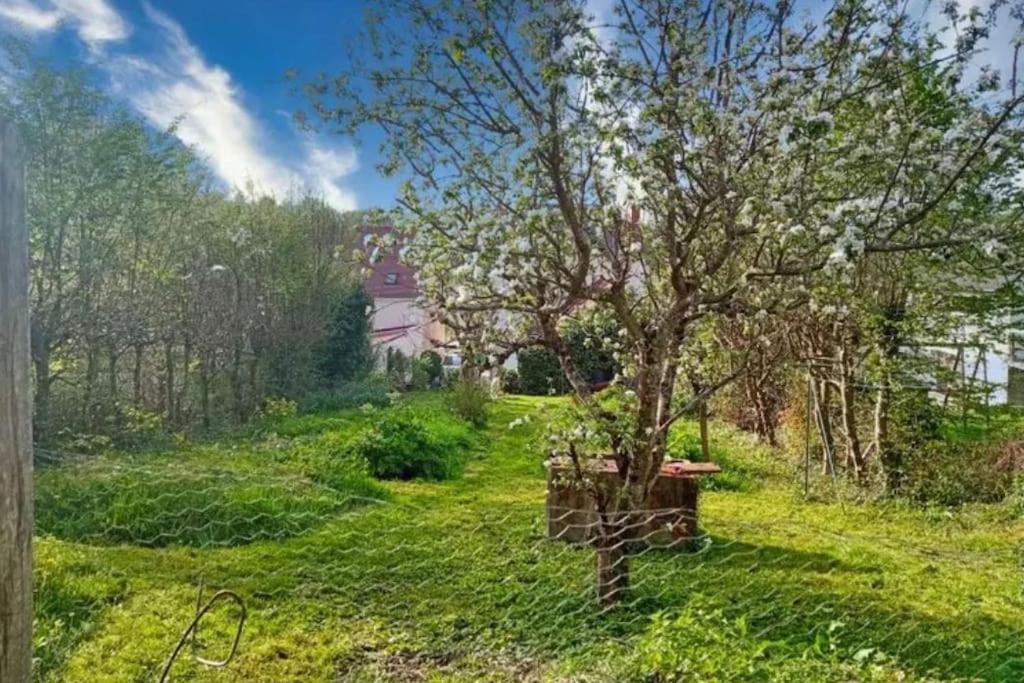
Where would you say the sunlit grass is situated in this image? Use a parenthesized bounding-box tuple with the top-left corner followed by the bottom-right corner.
(32, 394, 1024, 681)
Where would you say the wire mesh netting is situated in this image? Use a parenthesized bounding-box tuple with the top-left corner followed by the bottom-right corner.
(32, 443, 1024, 682)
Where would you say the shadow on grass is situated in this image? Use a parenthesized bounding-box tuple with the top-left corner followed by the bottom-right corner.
(34, 498, 1024, 681)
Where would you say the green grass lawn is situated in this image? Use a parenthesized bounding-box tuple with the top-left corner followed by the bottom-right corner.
(33, 395, 1024, 681)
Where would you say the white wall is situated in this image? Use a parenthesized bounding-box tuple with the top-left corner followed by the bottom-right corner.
(372, 298, 446, 360)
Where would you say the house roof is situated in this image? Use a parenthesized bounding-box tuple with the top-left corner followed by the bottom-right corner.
(360, 224, 420, 299)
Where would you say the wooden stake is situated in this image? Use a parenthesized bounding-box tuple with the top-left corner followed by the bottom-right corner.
(0, 118, 32, 682)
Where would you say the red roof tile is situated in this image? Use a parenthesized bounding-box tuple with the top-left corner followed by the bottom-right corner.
(361, 224, 420, 299)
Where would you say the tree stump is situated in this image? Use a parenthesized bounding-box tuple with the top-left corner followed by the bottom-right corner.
(546, 458, 720, 548)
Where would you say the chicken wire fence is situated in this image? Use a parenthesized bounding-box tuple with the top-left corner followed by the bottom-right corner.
(31, 446, 1024, 682)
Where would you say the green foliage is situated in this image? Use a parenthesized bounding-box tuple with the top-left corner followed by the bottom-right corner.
(448, 377, 491, 428)
(3, 56, 371, 442)
(500, 368, 521, 394)
(668, 424, 765, 493)
(287, 431, 388, 499)
(900, 439, 1013, 506)
(347, 408, 472, 480)
(298, 377, 391, 414)
(562, 318, 618, 385)
(411, 350, 444, 390)
(263, 397, 299, 419)
(512, 320, 618, 395)
(318, 283, 374, 386)
(516, 347, 568, 395)
(385, 347, 410, 390)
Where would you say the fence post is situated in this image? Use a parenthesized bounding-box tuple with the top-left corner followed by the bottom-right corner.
(0, 118, 32, 682)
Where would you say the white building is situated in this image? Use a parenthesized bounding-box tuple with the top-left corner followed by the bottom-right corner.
(361, 225, 448, 362)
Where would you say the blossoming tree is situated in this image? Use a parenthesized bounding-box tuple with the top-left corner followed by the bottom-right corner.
(307, 0, 1024, 603)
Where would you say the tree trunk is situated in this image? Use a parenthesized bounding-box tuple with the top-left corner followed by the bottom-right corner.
(84, 345, 99, 423)
(0, 120, 33, 681)
(230, 341, 244, 423)
(247, 343, 259, 411)
(811, 375, 835, 475)
(875, 382, 899, 492)
(199, 361, 211, 432)
(163, 338, 175, 422)
(837, 347, 865, 481)
(107, 345, 118, 407)
(133, 343, 143, 407)
(595, 517, 630, 606)
(179, 336, 192, 427)
(698, 400, 710, 460)
(31, 330, 51, 441)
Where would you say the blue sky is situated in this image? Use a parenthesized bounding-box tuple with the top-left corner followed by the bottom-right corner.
(0, 0, 399, 210)
(0, 1, 1016, 211)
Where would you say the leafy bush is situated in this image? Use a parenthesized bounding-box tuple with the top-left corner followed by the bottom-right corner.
(412, 350, 444, 389)
(500, 368, 521, 394)
(517, 347, 569, 395)
(288, 431, 388, 499)
(900, 438, 1013, 506)
(299, 377, 391, 413)
(386, 348, 410, 390)
(513, 320, 617, 395)
(448, 377, 491, 428)
(54, 406, 169, 452)
(263, 397, 298, 419)
(348, 409, 471, 480)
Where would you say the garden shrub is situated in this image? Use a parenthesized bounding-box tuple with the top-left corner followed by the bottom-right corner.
(348, 409, 471, 480)
(900, 438, 1013, 506)
(299, 376, 391, 413)
(500, 368, 521, 394)
(53, 405, 170, 452)
(873, 392, 1016, 506)
(513, 319, 618, 395)
(386, 348, 410, 390)
(289, 431, 388, 499)
(317, 283, 374, 385)
(263, 397, 298, 419)
(517, 347, 570, 395)
(448, 377, 491, 428)
(412, 350, 444, 389)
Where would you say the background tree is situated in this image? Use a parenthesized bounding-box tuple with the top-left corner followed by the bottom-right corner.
(1, 53, 373, 444)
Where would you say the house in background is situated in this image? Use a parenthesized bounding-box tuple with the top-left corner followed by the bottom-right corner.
(917, 306, 1024, 408)
(361, 224, 448, 362)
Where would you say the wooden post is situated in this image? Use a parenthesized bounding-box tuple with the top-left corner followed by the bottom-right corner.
(0, 119, 32, 682)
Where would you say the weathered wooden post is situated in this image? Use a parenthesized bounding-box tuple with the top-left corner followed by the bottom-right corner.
(0, 118, 32, 682)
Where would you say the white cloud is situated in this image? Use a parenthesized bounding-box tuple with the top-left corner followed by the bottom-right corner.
(107, 4, 299, 202)
(0, 0, 128, 46)
(53, 0, 127, 45)
(2, 0, 360, 210)
(0, 0, 60, 33)
(304, 142, 359, 210)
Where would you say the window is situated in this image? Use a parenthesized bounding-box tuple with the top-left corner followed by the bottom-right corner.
(384, 272, 399, 285)
(1012, 336, 1024, 363)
